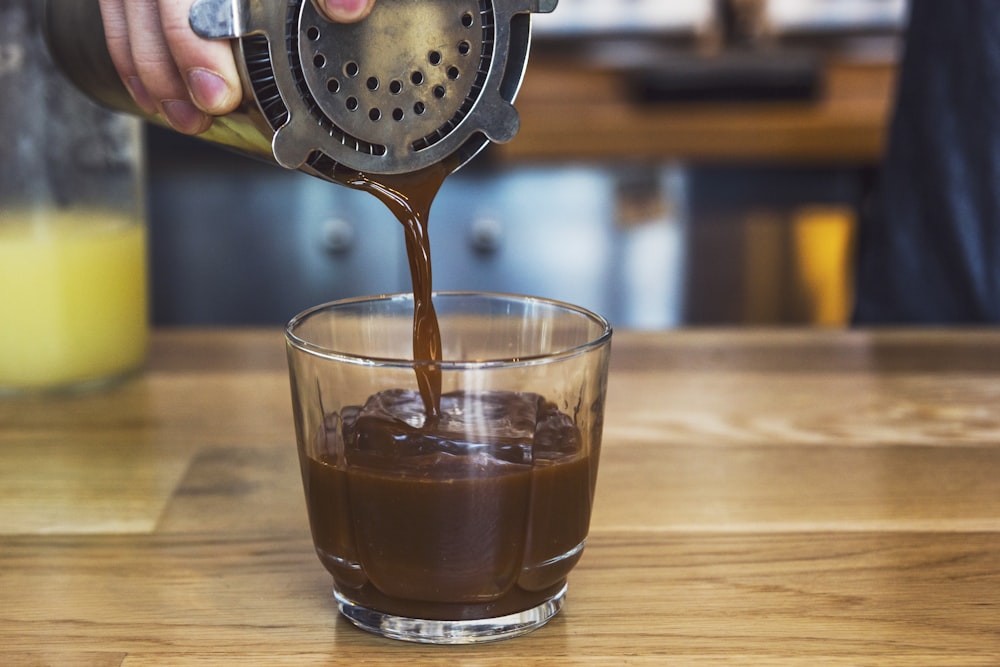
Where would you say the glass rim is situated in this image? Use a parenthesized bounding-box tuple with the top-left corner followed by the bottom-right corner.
(285, 291, 613, 370)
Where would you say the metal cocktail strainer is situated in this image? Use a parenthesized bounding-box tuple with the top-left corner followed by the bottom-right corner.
(44, 0, 557, 179)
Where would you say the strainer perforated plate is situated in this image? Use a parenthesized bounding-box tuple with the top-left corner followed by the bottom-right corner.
(190, 0, 557, 175)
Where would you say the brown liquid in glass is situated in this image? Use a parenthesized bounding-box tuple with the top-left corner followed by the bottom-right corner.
(302, 163, 594, 620)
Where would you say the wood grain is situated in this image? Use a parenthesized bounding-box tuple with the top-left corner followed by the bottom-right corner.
(2, 329, 999, 664)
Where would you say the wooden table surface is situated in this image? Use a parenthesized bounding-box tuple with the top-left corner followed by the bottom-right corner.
(2, 328, 999, 665)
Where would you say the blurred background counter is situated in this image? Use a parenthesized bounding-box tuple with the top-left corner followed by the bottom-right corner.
(147, 0, 904, 329)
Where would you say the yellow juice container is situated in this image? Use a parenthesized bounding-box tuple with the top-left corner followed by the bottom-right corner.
(1, 1, 148, 394)
(0, 211, 148, 391)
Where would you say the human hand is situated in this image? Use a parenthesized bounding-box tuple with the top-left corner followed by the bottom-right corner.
(97, 0, 376, 135)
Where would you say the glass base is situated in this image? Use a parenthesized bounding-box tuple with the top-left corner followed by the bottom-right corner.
(334, 583, 567, 644)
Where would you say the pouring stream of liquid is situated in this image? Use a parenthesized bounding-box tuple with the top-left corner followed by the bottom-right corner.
(338, 162, 452, 421)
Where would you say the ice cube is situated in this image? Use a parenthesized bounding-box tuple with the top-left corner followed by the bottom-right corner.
(340, 389, 582, 468)
(341, 390, 538, 463)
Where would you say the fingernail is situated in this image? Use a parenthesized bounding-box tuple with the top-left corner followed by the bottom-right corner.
(126, 77, 156, 114)
(187, 68, 235, 113)
(324, 0, 370, 21)
(162, 99, 211, 135)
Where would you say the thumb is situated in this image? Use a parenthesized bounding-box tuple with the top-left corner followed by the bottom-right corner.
(316, 0, 376, 23)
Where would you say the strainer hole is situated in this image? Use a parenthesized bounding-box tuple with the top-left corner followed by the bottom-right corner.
(414, 101, 426, 115)
(369, 108, 382, 122)
(313, 54, 326, 68)
(346, 97, 359, 111)
(433, 85, 446, 99)
(327, 78, 341, 93)
(429, 51, 442, 66)
(411, 71, 424, 85)
(393, 108, 404, 121)
(447, 66, 460, 80)
(366, 76, 380, 91)
(306, 26, 321, 41)
(458, 40, 471, 56)
(345, 62, 360, 78)
(389, 80, 403, 95)
(461, 11, 475, 28)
